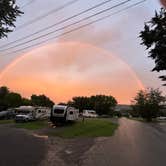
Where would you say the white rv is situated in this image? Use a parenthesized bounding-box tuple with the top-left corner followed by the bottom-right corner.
(50, 105, 79, 124)
(83, 110, 98, 118)
(15, 106, 51, 122)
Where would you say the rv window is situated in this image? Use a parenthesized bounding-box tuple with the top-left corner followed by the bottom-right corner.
(69, 111, 73, 115)
(54, 109, 64, 114)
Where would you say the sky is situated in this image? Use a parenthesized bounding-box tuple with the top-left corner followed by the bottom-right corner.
(0, 0, 165, 104)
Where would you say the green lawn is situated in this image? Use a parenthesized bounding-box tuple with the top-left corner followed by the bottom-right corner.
(0, 119, 14, 124)
(15, 120, 48, 130)
(49, 119, 118, 138)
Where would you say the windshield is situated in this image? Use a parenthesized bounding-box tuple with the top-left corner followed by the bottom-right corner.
(54, 109, 64, 114)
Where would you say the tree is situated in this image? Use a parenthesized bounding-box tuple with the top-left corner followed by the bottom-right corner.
(22, 98, 32, 106)
(0, 86, 9, 111)
(68, 95, 117, 115)
(5, 92, 22, 107)
(140, 8, 166, 85)
(31, 94, 54, 107)
(0, 0, 23, 38)
(132, 88, 165, 121)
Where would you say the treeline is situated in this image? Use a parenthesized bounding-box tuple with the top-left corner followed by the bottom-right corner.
(131, 88, 166, 121)
(68, 95, 117, 115)
(0, 86, 54, 111)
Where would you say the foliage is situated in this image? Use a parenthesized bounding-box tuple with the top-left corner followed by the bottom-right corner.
(132, 88, 165, 121)
(5, 92, 22, 107)
(0, 86, 54, 110)
(68, 95, 117, 115)
(0, 0, 23, 38)
(48, 119, 118, 138)
(0, 86, 10, 110)
(31, 94, 54, 108)
(140, 8, 166, 85)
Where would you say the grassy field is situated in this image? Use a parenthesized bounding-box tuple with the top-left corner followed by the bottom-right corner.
(48, 119, 118, 138)
(15, 120, 48, 130)
(0, 119, 14, 124)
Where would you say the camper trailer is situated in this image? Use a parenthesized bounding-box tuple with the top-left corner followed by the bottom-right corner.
(15, 106, 51, 122)
(50, 105, 79, 124)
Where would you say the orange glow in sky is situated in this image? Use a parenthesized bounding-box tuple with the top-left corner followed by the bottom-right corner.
(0, 42, 144, 104)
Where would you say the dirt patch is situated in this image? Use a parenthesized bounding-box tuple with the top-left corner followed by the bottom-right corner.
(40, 137, 95, 166)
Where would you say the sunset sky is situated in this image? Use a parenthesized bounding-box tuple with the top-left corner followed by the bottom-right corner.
(0, 0, 165, 104)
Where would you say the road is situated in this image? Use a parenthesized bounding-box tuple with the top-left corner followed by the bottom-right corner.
(82, 118, 166, 166)
(0, 125, 47, 166)
(1, 118, 166, 166)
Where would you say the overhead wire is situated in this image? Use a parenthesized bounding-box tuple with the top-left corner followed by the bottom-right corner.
(0, 0, 131, 51)
(2, 0, 146, 56)
(16, 0, 80, 30)
(0, 0, 115, 49)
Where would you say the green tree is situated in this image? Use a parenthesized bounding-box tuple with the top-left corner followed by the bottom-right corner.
(132, 88, 165, 121)
(0, 86, 9, 111)
(0, 0, 23, 38)
(68, 95, 117, 115)
(5, 92, 22, 107)
(22, 98, 32, 106)
(140, 8, 166, 85)
(31, 94, 54, 107)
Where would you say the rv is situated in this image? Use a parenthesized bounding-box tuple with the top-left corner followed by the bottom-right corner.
(15, 106, 36, 122)
(15, 106, 51, 122)
(83, 110, 98, 118)
(50, 105, 79, 124)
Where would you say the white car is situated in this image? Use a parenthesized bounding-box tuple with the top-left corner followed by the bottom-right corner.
(83, 110, 98, 118)
(15, 114, 34, 122)
(157, 116, 166, 121)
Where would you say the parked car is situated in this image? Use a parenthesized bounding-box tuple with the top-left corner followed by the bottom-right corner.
(83, 110, 98, 118)
(15, 114, 34, 123)
(157, 116, 166, 121)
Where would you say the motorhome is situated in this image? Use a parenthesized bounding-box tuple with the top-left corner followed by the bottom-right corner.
(15, 106, 51, 122)
(50, 105, 79, 124)
(83, 110, 98, 118)
(15, 106, 36, 122)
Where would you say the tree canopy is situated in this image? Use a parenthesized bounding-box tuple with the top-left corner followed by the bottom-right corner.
(31, 94, 54, 108)
(0, 0, 23, 38)
(140, 8, 166, 85)
(132, 88, 165, 121)
(0, 86, 54, 111)
(68, 95, 117, 115)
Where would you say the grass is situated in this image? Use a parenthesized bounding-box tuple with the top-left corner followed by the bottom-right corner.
(48, 118, 118, 138)
(0, 119, 14, 124)
(15, 120, 48, 130)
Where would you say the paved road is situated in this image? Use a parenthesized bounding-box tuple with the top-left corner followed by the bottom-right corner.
(0, 125, 47, 166)
(82, 118, 166, 166)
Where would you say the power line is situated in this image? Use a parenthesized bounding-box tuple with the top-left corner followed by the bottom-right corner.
(0, 0, 115, 49)
(1, 0, 130, 51)
(16, 0, 80, 30)
(21, 0, 36, 8)
(3, 0, 146, 56)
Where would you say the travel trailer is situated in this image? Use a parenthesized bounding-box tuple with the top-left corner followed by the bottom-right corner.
(50, 105, 79, 124)
(83, 110, 98, 118)
(15, 106, 51, 122)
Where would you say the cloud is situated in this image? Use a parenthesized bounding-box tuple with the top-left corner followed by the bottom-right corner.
(0, 42, 144, 104)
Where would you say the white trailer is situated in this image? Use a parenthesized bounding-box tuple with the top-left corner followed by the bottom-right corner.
(15, 106, 51, 122)
(50, 105, 79, 124)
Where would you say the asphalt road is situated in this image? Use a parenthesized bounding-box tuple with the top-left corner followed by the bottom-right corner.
(0, 125, 47, 166)
(82, 118, 166, 166)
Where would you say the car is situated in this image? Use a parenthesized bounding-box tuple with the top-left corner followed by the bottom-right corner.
(15, 114, 34, 123)
(157, 116, 166, 121)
